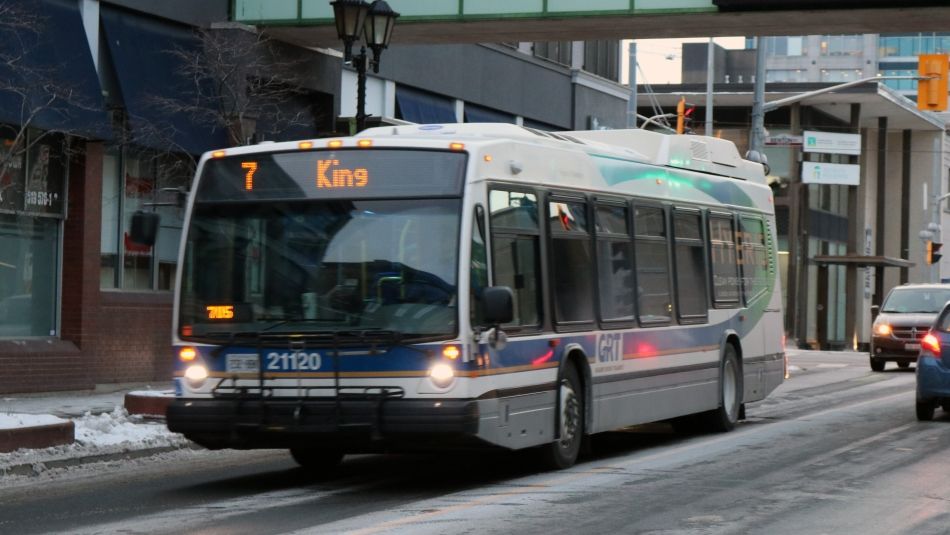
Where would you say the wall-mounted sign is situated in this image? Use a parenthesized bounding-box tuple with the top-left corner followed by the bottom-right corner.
(803, 130, 861, 156)
(765, 134, 803, 146)
(802, 161, 861, 186)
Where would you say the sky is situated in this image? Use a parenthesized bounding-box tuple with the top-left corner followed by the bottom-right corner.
(622, 37, 746, 86)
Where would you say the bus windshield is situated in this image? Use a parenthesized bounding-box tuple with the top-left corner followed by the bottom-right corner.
(180, 198, 461, 339)
(177, 149, 470, 342)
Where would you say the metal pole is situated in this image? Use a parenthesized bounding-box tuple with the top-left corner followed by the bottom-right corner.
(627, 42, 637, 128)
(705, 37, 714, 136)
(750, 37, 767, 154)
(355, 46, 368, 133)
(933, 135, 944, 282)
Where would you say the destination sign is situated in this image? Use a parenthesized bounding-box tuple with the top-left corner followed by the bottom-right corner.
(197, 149, 466, 202)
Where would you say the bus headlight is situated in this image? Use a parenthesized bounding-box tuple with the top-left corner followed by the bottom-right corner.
(429, 362, 455, 388)
(184, 364, 209, 388)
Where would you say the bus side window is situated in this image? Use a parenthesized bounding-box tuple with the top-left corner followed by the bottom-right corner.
(672, 208, 708, 322)
(595, 203, 635, 324)
(740, 217, 769, 303)
(489, 189, 541, 328)
(633, 205, 672, 324)
(548, 198, 595, 326)
(709, 213, 740, 307)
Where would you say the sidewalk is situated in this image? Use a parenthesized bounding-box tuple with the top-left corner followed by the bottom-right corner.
(0, 385, 188, 476)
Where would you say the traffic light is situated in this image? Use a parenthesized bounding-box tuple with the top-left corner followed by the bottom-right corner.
(927, 240, 943, 265)
(676, 97, 695, 134)
(917, 54, 948, 112)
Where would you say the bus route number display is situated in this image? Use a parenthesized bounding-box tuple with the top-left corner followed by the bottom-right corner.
(241, 159, 368, 191)
(198, 150, 466, 201)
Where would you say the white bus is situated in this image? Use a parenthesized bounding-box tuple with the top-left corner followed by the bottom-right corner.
(161, 123, 785, 470)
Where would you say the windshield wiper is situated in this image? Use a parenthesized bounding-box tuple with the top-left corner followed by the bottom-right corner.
(260, 317, 342, 333)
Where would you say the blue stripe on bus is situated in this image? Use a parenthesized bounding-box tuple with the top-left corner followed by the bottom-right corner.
(180, 313, 759, 376)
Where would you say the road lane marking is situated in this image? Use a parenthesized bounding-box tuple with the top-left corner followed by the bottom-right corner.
(321, 390, 914, 535)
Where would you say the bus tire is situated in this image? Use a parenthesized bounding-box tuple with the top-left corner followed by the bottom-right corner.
(290, 447, 345, 472)
(541, 364, 584, 470)
(698, 343, 741, 433)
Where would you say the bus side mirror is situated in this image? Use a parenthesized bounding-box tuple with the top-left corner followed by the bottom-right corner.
(481, 286, 514, 325)
(129, 211, 160, 246)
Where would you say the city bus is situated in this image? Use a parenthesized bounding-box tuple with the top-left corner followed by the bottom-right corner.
(159, 123, 786, 470)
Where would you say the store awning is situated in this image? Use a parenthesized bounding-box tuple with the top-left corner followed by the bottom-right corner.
(101, 6, 228, 154)
(464, 103, 515, 124)
(0, 0, 110, 139)
(395, 87, 456, 124)
(813, 255, 914, 268)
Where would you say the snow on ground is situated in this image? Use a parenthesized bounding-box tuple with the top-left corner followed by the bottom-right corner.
(0, 407, 187, 473)
(0, 413, 67, 429)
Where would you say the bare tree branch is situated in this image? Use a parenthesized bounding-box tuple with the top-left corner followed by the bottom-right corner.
(0, 0, 99, 208)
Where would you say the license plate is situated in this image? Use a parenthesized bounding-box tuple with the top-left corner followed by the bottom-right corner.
(905, 343, 921, 351)
(226, 354, 260, 373)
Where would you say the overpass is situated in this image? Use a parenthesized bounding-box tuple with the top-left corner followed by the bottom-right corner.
(233, 1, 950, 47)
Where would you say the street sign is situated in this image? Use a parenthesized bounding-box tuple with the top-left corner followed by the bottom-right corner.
(802, 161, 860, 186)
(803, 130, 861, 156)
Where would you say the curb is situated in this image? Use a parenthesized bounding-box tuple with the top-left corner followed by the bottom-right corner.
(0, 421, 75, 453)
(124, 392, 174, 418)
(1, 443, 199, 477)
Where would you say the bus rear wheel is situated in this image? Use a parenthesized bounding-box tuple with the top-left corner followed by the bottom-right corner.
(290, 447, 345, 473)
(697, 344, 741, 433)
(541, 364, 584, 470)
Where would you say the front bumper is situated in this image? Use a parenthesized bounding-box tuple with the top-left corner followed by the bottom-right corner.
(917, 356, 950, 400)
(871, 336, 921, 363)
(167, 397, 482, 452)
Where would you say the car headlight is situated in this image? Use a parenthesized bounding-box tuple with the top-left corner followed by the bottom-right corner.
(874, 323, 892, 336)
(428, 362, 455, 388)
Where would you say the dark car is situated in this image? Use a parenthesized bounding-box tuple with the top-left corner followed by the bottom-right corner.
(870, 284, 950, 372)
(916, 302, 950, 420)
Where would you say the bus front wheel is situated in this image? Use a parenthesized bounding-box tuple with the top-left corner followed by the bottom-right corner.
(541, 364, 584, 470)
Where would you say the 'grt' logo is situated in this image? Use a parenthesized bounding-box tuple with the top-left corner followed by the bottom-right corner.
(317, 159, 369, 188)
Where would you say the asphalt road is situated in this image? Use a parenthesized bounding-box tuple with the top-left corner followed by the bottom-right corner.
(1, 350, 947, 535)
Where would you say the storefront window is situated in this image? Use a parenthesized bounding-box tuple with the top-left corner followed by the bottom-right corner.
(0, 216, 59, 337)
(100, 148, 191, 290)
(0, 128, 64, 338)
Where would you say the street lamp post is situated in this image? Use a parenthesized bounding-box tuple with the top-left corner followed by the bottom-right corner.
(331, 0, 399, 133)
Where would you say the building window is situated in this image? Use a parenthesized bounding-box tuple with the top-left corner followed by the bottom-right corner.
(767, 36, 806, 57)
(881, 69, 918, 91)
(820, 35, 864, 56)
(820, 69, 864, 83)
(0, 216, 59, 337)
(0, 128, 67, 338)
(766, 69, 808, 83)
(534, 41, 572, 67)
(101, 149, 191, 291)
(880, 33, 950, 58)
(583, 40, 620, 81)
